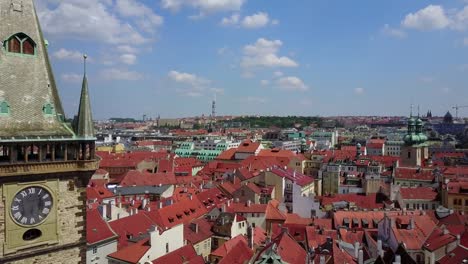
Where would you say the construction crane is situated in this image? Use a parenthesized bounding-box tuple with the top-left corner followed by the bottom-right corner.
(452, 105, 468, 118)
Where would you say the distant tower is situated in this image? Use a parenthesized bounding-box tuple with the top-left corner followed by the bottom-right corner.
(209, 95, 216, 132)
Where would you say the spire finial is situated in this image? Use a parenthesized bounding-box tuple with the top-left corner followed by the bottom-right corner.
(417, 105, 420, 118)
(83, 54, 88, 76)
(410, 104, 413, 117)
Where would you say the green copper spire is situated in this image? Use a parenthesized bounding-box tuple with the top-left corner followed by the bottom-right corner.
(75, 55, 95, 139)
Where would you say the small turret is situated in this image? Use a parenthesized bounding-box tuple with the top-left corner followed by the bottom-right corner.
(75, 55, 95, 139)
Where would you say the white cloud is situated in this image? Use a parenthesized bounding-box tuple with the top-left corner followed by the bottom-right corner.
(52, 48, 85, 62)
(120, 54, 137, 65)
(116, 45, 139, 54)
(221, 13, 240, 25)
(115, 0, 163, 32)
(354, 87, 365, 95)
(241, 12, 269, 28)
(168, 70, 210, 87)
(221, 11, 276, 29)
(271, 19, 279, 25)
(61, 73, 82, 82)
(38, 0, 148, 45)
(451, 6, 468, 31)
(274, 71, 284, 77)
(381, 24, 406, 38)
(162, 0, 246, 14)
(277, 76, 308, 91)
(100, 68, 143, 81)
(260, 80, 269, 86)
(168, 70, 222, 97)
(402, 5, 450, 30)
(217, 46, 229, 55)
(241, 38, 298, 68)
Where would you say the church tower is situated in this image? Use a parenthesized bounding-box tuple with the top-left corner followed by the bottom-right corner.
(400, 109, 429, 167)
(0, 1, 98, 263)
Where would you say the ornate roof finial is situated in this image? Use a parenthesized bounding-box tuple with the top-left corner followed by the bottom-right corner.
(410, 104, 414, 118)
(417, 105, 420, 118)
(83, 54, 88, 76)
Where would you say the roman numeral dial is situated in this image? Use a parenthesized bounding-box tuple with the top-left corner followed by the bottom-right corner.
(11, 186, 53, 226)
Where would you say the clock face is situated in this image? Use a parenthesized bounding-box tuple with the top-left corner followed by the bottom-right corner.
(11, 186, 53, 226)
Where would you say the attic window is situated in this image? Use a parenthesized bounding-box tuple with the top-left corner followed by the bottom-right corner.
(176, 214, 183, 219)
(43, 103, 55, 115)
(168, 217, 174, 223)
(0, 101, 10, 115)
(5, 33, 36, 55)
(184, 210, 190, 216)
(190, 208, 196, 213)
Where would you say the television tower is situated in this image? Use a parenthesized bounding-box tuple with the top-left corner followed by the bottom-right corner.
(210, 95, 216, 131)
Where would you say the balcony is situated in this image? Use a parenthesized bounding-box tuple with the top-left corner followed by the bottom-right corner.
(0, 159, 99, 177)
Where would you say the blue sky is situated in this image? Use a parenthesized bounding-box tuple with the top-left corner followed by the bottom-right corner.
(36, 0, 468, 119)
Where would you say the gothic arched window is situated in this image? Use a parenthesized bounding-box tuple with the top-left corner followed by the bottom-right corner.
(4, 33, 36, 55)
(0, 101, 10, 115)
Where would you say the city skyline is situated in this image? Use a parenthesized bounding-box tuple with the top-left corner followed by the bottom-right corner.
(37, 0, 468, 119)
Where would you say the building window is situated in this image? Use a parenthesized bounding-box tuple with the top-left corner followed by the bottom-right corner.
(42, 103, 55, 115)
(92, 246, 97, 254)
(166, 243, 169, 253)
(4, 33, 36, 55)
(0, 101, 10, 115)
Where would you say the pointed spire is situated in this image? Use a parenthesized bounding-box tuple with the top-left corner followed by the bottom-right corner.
(410, 104, 413, 118)
(75, 54, 95, 139)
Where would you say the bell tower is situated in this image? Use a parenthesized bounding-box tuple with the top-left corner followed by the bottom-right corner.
(0, 0, 98, 263)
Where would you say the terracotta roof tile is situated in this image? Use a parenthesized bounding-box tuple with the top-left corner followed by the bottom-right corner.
(86, 209, 117, 245)
(152, 244, 200, 264)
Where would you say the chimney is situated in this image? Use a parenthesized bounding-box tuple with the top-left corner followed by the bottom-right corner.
(443, 228, 449, 235)
(142, 198, 148, 209)
(247, 200, 252, 207)
(319, 255, 325, 264)
(409, 217, 415, 230)
(456, 234, 461, 245)
(189, 194, 193, 200)
(159, 201, 163, 209)
(377, 239, 383, 258)
(354, 242, 360, 258)
(358, 249, 364, 264)
(222, 204, 226, 212)
(393, 255, 401, 264)
(227, 199, 231, 207)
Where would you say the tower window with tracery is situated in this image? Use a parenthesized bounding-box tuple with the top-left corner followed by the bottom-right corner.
(4, 33, 36, 55)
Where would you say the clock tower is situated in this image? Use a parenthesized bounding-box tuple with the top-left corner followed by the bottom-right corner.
(0, 0, 98, 263)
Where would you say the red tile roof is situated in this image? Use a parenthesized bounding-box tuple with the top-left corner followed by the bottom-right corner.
(258, 149, 297, 158)
(108, 212, 155, 249)
(86, 209, 117, 245)
(211, 235, 249, 258)
(319, 193, 384, 210)
(218, 236, 254, 264)
(216, 148, 237, 160)
(236, 140, 261, 153)
(86, 186, 115, 201)
(400, 187, 438, 200)
(267, 231, 307, 264)
(271, 167, 314, 187)
(392, 215, 437, 250)
(446, 181, 468, 194)
(120, 170, 177, 187)
(152, 244, 201, 264)
(184, 218, 213, 245)
(265, 200, 286, 221)
(436, 246, 468, 264)
(395, 167, 434, 181)
(226, 202, 267, 214)
(423, 227, 457, 251)
(147, 197, 208, 229)
(107, 238, 150, 263)
(196, 187, 229, 210)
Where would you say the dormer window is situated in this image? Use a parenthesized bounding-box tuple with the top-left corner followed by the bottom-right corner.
(0, 101, 10, 115)
(43, 103, 55, 115)
(4, 33, 36, 55)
